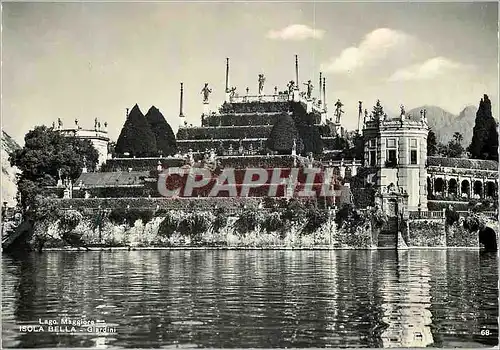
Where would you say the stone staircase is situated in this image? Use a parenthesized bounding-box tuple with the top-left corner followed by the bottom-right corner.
(378, 217, 398, 249)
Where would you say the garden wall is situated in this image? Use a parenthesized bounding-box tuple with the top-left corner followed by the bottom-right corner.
(31, 207, 373, 250)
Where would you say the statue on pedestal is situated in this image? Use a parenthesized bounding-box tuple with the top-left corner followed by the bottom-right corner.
(238, 139, 244, 154)
(246, 87, 249, 95)
(287, 80, 295, 94)
(422, 109, 427, 123)
(229, 87, 237, 99)
(201, 83, 212, 103)
(58, 118, 63, 129)
(334, 99, 344, 123)
(274, 86, 278, 95)
(258, 74, 266, 95)
(303, 80, 313, 99)
(75, 118, 79, 128)
(400, 104, 405, 117)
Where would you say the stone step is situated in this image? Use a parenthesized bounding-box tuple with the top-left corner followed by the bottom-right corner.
(378, 233, 397, 248)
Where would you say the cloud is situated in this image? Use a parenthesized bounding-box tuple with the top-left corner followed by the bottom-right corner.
(266, 24, 325, 41)
(388, 57, 473, 82)
(321, 28, 412, 74)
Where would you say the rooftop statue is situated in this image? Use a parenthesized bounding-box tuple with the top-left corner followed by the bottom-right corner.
(201, 83, 212, 103)
(258, 74, 266, 95)
(334, 99, 344, 123)
(274, 86, 278, 95)
(58, 118, 62, 128)
(229, 87, 237, 99)
(95, 118, 98, 129)
(303, 80, 313, 99)
(75, 118, 79, 127)
(287, 80, 295, 94)
(400, 104, 405, 117)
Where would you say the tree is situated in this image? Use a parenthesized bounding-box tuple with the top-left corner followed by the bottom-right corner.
(9, 125, 99, 209)
(446, 138, 464, 158)
(427, 129, 438, 156)
(372, 99, 385, 120)
(115, 104, 157, 157)
(267, 113, 303, 154)
(453, 132, 463, 144)
(145, 106, 177, 156)
(343, 133, 364, 160)
(296, 124, 323, 155)
(438, 132, 464, 158)
(468, 94, 499, 161)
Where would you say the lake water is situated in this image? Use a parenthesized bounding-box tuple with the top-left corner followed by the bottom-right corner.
(2, 250, 498, 348)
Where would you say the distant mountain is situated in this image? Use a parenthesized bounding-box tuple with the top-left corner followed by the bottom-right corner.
(1, 130, 21, 207)
(407, 105, 478, 145)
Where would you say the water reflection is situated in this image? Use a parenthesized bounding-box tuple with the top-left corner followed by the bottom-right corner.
(2, 250, 498, 348)
(379, 251, 433, 347)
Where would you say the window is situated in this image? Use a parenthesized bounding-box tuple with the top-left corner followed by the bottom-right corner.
(410, 138, 418, 165)
(386, 150, 397, 167)
(369, 139, 375, 148)
(387, 139, 396, 148)
(410, 150, 418, 164)
(370, 151, 376, 166)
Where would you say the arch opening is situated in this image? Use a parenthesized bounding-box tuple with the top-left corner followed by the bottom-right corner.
(479, 227, 497, 252)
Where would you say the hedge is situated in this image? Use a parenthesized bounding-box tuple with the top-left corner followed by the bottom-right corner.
(203, 113, 282, 127)
(102, 157, 185, 172)
(219, 101, 290, 114)
(177, 125, 273, 140)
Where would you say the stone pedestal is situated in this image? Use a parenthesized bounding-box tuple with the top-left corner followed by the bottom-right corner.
(203, 102, 210, 115)
(321, 112, 327, 125)
(306, 99, 312, 113)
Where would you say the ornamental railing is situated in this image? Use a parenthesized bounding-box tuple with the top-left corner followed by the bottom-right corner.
(408, 210, 445, 219)
(409, 210, 498, 220)
(229, 94, 289, 103)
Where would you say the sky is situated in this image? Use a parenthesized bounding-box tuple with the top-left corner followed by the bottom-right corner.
(2, 1, 499, 144)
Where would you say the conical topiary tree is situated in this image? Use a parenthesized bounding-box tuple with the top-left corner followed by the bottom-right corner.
(116, 104, 157, 157)
(267, 113, 304, 154)
(468, 94, 499, 161)
(296, 123, 323, 155)
(145, 106, 177, 156)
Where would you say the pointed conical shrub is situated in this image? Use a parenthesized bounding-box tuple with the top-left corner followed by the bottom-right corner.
(145, 106, 177, 156)
(116, 104, 157, 157)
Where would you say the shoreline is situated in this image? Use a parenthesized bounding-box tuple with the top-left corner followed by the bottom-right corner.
(36, 246, 482, 251)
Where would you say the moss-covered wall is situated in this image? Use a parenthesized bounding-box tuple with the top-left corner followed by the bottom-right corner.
(407, 220, 446, 247)
(446, 221, 479, 247)
(31, 208, 373, 250)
